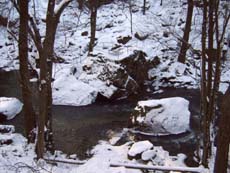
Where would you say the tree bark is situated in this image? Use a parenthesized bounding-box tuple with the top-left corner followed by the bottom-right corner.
(143, 0, 146, 15)
(201, 0, 210, 167)
(88, 0, 98, 53)
(214, 86, 230, 173)
(18, 0, 36, 143)
(177, 0, 194, 63)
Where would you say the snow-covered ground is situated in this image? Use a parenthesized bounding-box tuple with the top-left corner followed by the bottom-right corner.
(0, 126, 208, 173)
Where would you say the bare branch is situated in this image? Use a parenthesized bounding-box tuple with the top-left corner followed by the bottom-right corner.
(220, 12, 230, 43)
(29, 17, 43, 52)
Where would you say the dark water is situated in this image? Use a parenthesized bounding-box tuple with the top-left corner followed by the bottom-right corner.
(0, 70, 200, 164)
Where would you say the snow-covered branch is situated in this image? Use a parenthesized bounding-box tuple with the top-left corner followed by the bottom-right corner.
(110, 163, 208, 173)
(54, 0, 73, 18)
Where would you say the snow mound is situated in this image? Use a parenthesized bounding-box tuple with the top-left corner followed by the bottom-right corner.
(141, 150, 156, 161)
(0, 97, 23, 120)
(135, 97, 190, 135)
(53, 71, 98, 106)
(128, 140, 153, 157)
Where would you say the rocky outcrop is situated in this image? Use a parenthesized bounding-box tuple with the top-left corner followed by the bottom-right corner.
(119, 50, 160, 86)
(79, 50, 160, 101)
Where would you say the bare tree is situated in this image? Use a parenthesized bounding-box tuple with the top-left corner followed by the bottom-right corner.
(200, 0, 230, 168)
(35, 0, 73, 158)
(214, 86, 230, 173)
(88, 0, 98, 53)
(11, 0, 73, 158)
(18, 0, 36, 143)
(128, 0, 133, 34)
(177, 0, 194, 63)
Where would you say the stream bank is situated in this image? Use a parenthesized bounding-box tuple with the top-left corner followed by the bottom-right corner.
(0, 70, 200, 164)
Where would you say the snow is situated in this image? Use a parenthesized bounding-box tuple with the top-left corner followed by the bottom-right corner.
(0, 125, 207, 173)
(135, 97, 190, 135)
(0, 0, 229, 172)
(128, 140, 153, 157)
(0, 97, 23, 120)
(141, 150, 156, 161)
(52, 67, 98, 106)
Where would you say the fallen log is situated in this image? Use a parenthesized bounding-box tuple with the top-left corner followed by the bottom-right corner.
(110, 162, 208, 173)
(44, 158, 86, 165)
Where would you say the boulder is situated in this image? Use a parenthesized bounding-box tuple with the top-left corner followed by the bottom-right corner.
(117, 36, 132, 45)
(134, 32, 149, 41)
(132, 97, 191, 135)
(0, 97, 23, 120)
(128, 140, 153, 159)
(141, 150, 156, 161)
(119, 50, 150, 85)
(79, 50, 159, 101)
(80, 54, 139, 100)
(53, 72, 98, 106)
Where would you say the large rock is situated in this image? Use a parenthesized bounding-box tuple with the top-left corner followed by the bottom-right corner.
(79, 54, 140, 100)
(119, 50, 158, 86)
(132, 97, 191, 135)
(53, 70, 98, 106)
(0, 97, 23, 120)
(78, 51, 159, 101)
(128, 140, 153, 159)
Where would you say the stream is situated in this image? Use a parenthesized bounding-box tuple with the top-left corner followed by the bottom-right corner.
(0, 70, 200, 165)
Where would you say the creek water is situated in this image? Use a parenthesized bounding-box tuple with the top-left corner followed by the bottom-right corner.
(0, 70, 200, 165)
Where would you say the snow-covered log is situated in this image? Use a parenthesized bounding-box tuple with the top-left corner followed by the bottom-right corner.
(44, 158, 86, 165)
(110, 163, 208, 173)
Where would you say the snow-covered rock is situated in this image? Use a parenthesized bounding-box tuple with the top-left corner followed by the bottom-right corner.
(141, 150, 156, 161)
(0, 125, 15, 134)
(79, 54, 140, 100)
(133, 97, 190, 135)
(128, 140, 153, 157)
(53, 70, 98, 106)
(0, 97, 23, 120)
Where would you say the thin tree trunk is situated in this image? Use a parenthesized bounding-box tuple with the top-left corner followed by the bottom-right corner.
(207, 0, 214, 122)
(177, 0, 194, 63)
(88, 0, 97, 53)
(19, 0, 36, 143)
(201, 0, 209, 167)
(37, 50, 47, 159)
(143, 0, 146, 15)
(214, 86, 230, 173)
(36, 0, 56, 159)
(42, 0, 57, 154)
(129, 0, 133, 34)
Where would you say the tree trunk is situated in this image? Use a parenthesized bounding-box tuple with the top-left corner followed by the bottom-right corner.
(143, 0, 146, 15)
(36, 0, 56, 159)
(214, 86, 230, 173)
(129, 0, 133, 34)
(88, 0, 97, 53)
(201, 0, 210, 167)
(206, 0, 215, 123)
(177, 0, 194, 63)
(37, 50, 47, 159)
(42, 0, 57, 154)
(19, 0, 36, 143)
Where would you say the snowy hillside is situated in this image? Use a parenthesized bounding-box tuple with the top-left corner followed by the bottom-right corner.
(1, 0, 230, 101)
(0, 0, 230, 172)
